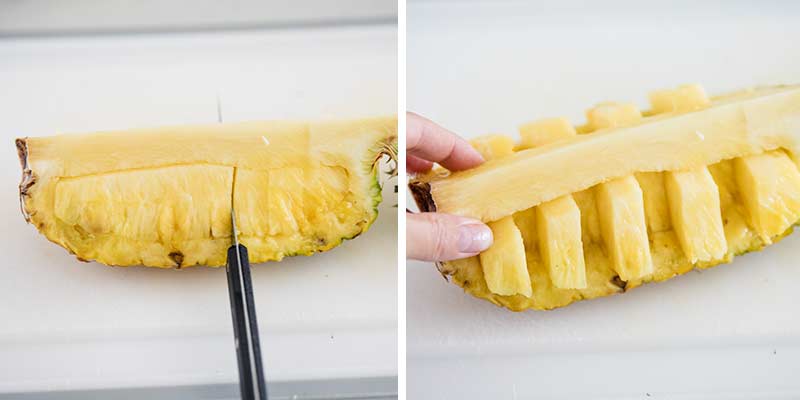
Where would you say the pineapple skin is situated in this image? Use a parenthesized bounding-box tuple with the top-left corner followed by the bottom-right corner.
(18, 116, 397, 268)
(410, 85, 800, 311)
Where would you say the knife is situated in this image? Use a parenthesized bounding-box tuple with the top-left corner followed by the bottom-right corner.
(226, 208, 268, 400)
(220, 96, 268, 400)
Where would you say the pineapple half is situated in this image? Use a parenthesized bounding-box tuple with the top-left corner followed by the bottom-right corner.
(410, 84, 800, 311)
(17, 116, 397, 268)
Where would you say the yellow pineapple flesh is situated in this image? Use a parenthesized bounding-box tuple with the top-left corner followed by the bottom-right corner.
(734, 151, 800, 244)
(409, 84, 800, 311)
(654, 82, 727, 264)
(585, 102, 653, 281)
(521, 118, 586, 289)
(470, 135, 531, 297)
(664, 168, 727, 263)
(19, 116, 397, 267)
(536, 196, 586, 289)
(634, 171, 671, 234)
(482, 217, 531, 297)
(594, 176, 653, 281)
(518, 117, 576, 150)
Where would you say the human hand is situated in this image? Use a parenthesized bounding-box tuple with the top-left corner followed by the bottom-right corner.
(406, 112, 493, 261)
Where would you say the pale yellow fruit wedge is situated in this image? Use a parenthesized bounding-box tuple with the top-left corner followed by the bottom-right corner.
(635, 84, 713, 235)
(652, 84, 727, 263)
(664, 168, 728, 263)
(471, 135, 531, 297)
(649, 84, 710, 114)
(586, 103, 652, 281)
(518, 118, 576, 150)
(735, 151, 800, 244)
(595, 176, 654, 281)
(585, 102, 642, 130)
(470, 134, 515, 161)
(519, 118, 586, 289)
(536, 196, 587, 289)
(482, 217, 532, 297)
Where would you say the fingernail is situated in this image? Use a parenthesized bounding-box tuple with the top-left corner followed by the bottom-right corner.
(458, 223, 493, 253)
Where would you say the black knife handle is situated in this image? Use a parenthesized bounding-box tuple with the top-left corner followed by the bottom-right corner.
(226, 245, 253, 400)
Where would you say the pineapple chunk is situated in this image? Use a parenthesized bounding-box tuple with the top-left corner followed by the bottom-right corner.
(470, 134, 515, 161)
(664, 168, 728, 263)
(536, 196, 587, 289)
(734, 151, 800, 243)
(518, 117, 586, 289)
(481, 217, 532, 297)
(585, 102, 642, 130)
(649, 84, 727, 263)
(518, 118, 576, 150)
(595, 176, 653, 281)
(635, 84, 712, 236)
(649, 84, 710, 114)
(470, 134, 531, 297)
(587, 103, 652, 281)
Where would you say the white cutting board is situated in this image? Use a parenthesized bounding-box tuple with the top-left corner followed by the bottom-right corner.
(407, 1, 800, 398)
(0, 25, 397, 392)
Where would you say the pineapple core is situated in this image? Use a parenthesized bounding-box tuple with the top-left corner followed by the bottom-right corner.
(471, 135, 532, 297)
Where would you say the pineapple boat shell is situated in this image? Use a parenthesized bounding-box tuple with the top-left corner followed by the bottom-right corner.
(410, 85, 800, 311)
(18, 116, 397, 268)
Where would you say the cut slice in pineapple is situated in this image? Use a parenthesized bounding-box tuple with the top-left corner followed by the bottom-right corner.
(470, 134, 531, 297)
(664, 168, 727, 263)
(594, 176, 654, 281)
(648, 84, 728, 264)
(481, 217, 532, 297)
(585, 103, 652, 281)
(536, 196, 586, 289)
(584, 102, 642, 131)
(518, 118, 587, 289)
(648, 84, 710, 114)
(518, 118, 576, 150)
(470, 134, 515, 161)
(19, 116, 397, 267)
(735, 151, 800, 244)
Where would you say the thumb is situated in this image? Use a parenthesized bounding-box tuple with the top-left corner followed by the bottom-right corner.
(406, 212, 493, 262)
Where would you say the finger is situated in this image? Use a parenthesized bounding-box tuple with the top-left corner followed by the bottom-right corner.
(407, 154, 433, 173)
(406, 112, 484, 172)
(406, 212, 493, 262)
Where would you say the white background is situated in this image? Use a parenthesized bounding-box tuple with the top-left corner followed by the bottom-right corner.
(407, 1, 800, 399)
(0, 21, 398, 394)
